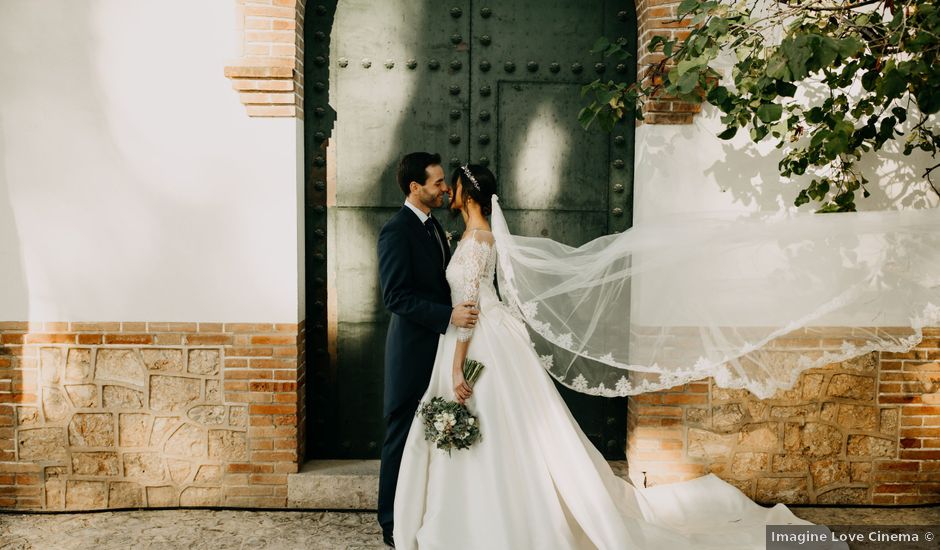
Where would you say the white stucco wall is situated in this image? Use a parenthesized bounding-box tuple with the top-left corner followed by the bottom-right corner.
(634, 96, 938, 222)
(632, 105, 938, 327)
(0, 1, 304, 323)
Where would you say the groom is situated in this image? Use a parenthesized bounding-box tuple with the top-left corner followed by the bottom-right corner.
(376, 152, 479, 547)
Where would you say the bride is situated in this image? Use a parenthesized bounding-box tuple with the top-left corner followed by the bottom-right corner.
(392, 164, 818, 550)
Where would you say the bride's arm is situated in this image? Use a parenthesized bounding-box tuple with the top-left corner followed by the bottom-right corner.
(450, 229, 495, 404)
(452, 340, 472, 404)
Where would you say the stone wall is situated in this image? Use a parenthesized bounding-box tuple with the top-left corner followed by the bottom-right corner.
(0, 321, 305, 510)
(626, 328, 940, 505)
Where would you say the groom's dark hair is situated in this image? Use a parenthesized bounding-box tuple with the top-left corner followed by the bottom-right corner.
(397, 152, 442, 196)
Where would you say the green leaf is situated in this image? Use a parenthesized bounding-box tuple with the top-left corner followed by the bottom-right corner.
(677, 0, 699, 17)
(891, 107, 907, 124)
(580, 81, 600, 98)
(795, 190, 810, 207)
(707, 17, 730, 35)
(775, 81, 797, 97)
(917, 86, 940, 115)
(836, 36, 864, 58)
(824, 132, 849, 157)
(756, 103, 783, 123)
(779, 35, 814, 81)
(750, 125, 769, 141)
(578, 106, 599, 129)
(648, 35, 666, 53)
(877, 69, 907, 99)
(813, 36, 840, 69)
(677, 58, 700, 76)
(835, 191, 855, 206)
(805, 107, 824, 124)
(811, 129, 830, 148)
(676, 70, 699, 94)
(717, 126, 738, 140)
(793, 158, 808, 176)
(599, 89, 620, 105)
(706, 85, 730, 109)
(663, 40, 675, 57)
(591, 37, 610, 54)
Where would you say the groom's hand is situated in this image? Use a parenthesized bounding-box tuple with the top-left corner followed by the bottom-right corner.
(450, 301, 479, 328)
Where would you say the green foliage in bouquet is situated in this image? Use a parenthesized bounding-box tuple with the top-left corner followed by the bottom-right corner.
(580, 0, 940, 212)
(463, 358, 485, 386)
(417, 358, 486, 455)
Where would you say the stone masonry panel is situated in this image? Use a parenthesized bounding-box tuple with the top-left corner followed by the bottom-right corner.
(626, 327, 940, 505)
(0, 321, 304, 511)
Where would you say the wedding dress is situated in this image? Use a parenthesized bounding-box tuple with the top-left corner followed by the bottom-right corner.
(393, 228, 815, 550)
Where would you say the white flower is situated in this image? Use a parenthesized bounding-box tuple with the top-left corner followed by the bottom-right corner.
(468, 417, 475, 425)
(571, 374, 589, 391)
(445, 230, 455, 247)
(434, 421, 445, 431)
(615, 376, 632, 394)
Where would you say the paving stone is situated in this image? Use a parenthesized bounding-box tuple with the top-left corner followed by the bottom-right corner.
(0, 507, 935, 550)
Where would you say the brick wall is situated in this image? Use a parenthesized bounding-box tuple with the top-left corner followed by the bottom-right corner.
(635, 0, 701, 124)
(225, 0, 307, 118)
(0, 321, 305, 510)
(626, 328, 940, 505)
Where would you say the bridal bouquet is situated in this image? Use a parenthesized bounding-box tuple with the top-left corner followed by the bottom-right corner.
(417, 359, 485, 455)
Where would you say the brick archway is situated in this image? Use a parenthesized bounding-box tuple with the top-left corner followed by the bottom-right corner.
(224, 0, 307, 118)
(223, 0, 702, 125)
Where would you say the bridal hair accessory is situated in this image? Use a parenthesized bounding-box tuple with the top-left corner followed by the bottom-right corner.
(460, 165, 480, 191)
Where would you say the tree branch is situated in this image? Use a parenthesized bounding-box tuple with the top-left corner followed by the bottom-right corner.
(774, 0, 883, 11)
(924, 162, 940, 200)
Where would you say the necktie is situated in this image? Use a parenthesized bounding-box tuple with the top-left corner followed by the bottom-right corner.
(424, 217, 445, 268)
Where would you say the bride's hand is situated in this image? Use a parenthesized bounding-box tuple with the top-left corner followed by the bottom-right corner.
(453, 370, 473, 405)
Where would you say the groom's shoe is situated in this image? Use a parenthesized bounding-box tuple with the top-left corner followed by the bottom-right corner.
(383, 532, 395, 548)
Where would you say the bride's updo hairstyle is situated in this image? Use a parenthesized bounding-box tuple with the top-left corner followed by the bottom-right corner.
(451, 164, 497, 216)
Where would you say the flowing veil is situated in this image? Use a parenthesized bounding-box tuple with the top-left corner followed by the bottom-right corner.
(489, 195, 940, 398)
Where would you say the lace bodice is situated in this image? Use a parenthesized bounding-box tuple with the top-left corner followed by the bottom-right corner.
(446, 229, 497, 342)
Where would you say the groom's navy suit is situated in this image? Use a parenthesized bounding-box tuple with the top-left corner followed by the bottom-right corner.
(376, 204, 452, 536)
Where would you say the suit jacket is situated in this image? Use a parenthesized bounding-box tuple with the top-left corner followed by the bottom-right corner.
(377, 206, 453, 418)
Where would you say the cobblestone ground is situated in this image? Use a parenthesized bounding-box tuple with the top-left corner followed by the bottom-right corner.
(1, 506, 937, 550)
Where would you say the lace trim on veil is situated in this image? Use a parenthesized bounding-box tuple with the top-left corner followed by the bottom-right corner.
(490, 195, 940, 399)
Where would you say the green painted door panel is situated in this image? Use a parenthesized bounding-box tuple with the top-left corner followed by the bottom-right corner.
(308, 0, 636, 459)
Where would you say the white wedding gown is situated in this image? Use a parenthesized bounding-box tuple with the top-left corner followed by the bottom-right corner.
(393, 229, 816, 550)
